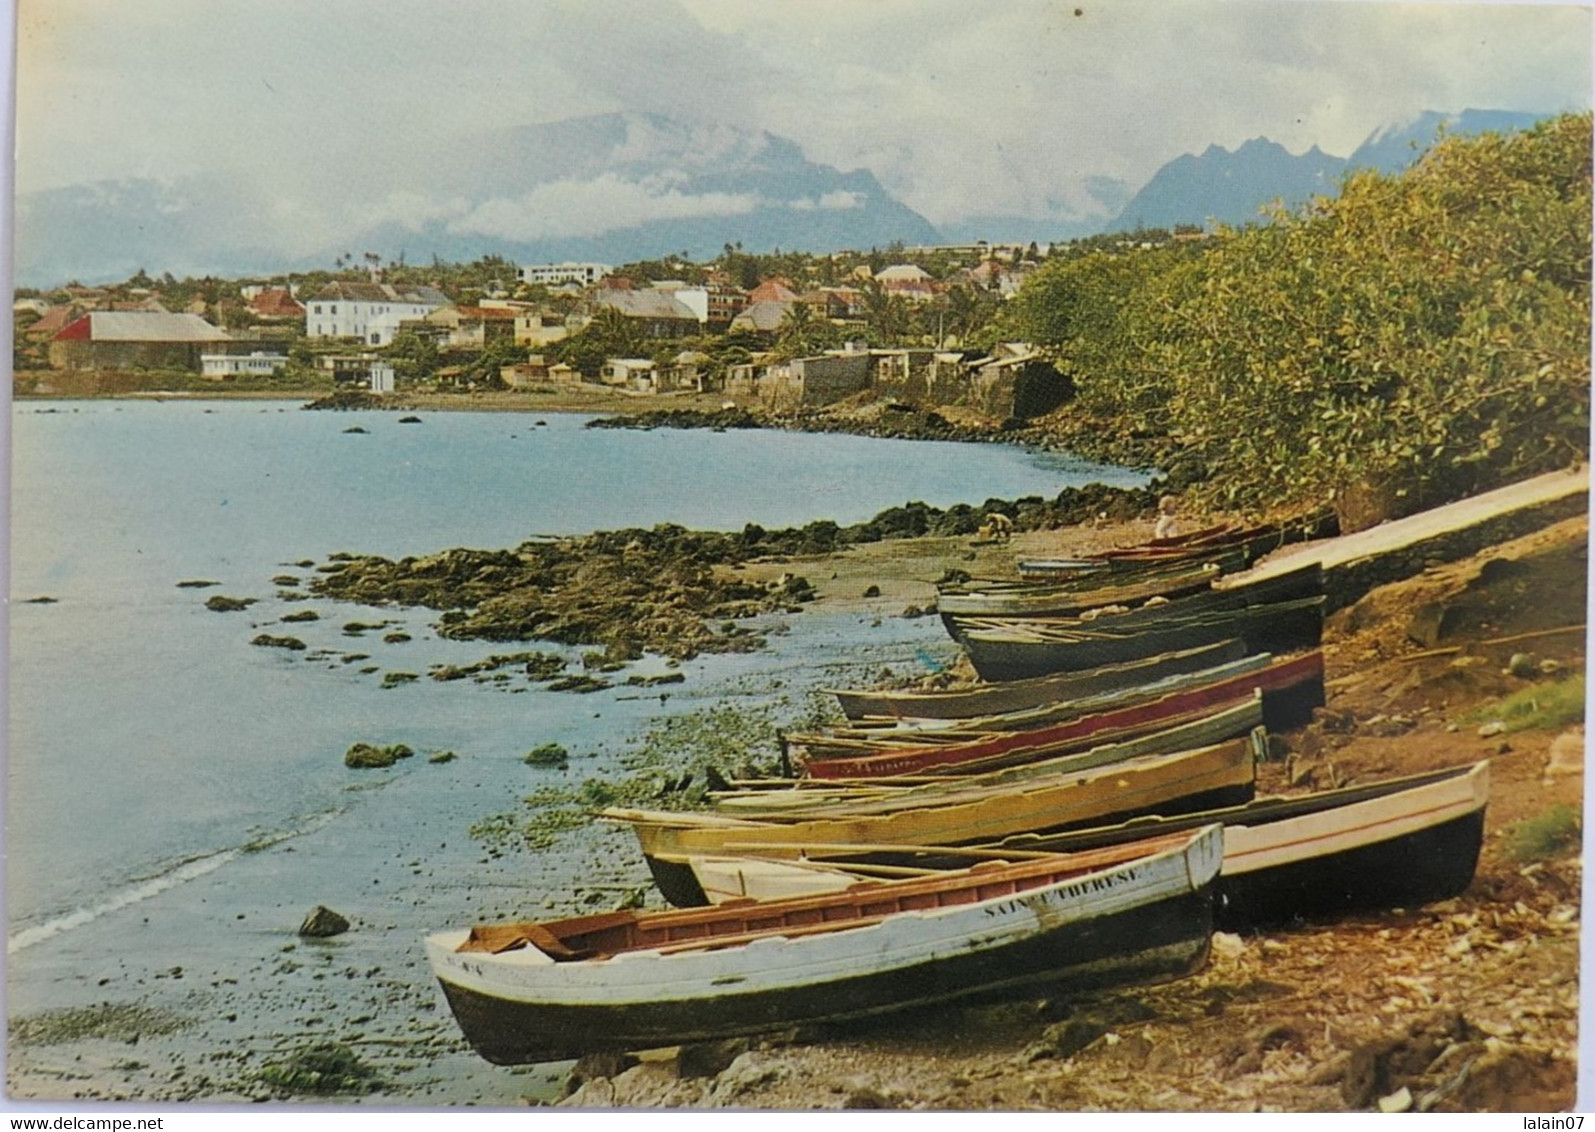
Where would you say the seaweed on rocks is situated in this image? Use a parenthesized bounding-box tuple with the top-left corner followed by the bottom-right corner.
(471, 704, 781, 853)
(258, 1042, 382, 1095)
(205, 595, 256, 612)
(587, 407, 765, 432)
(344, 742, 414, 768)
(305, 483, 1159, 659)
(524, 743, 570, 768)
(301, 390, 386, 412)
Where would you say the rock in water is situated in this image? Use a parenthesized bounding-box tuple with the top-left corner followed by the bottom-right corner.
(205, 595, 256, 612)
(298, 906, 350, 938)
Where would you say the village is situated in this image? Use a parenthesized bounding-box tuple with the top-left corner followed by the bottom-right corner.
(10, 236, 1204, 422)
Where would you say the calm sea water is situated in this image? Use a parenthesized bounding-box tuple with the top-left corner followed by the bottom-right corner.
(6, 399, 1145, 1099)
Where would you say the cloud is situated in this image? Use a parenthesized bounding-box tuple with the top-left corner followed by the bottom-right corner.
(355, 191, 472, 234)
(446, 174, 760, 241)
(14, 0, 1590, 233)
(788, 191, 866, 212)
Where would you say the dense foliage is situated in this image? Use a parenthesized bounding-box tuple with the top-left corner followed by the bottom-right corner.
(1000, 113, 1591, 523)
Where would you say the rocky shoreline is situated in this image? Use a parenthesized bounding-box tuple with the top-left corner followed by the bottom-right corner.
(584, 403, 1028, 446)
(6, 503, 1584, 1110)
(302, 482, 1164, 668)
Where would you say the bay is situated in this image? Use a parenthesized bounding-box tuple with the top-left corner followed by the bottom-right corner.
(6, 398, 1146, 1101)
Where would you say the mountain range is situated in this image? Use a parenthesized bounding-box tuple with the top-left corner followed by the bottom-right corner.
(1106, 109, 1552, 232)
(13, 108, 1557, 288)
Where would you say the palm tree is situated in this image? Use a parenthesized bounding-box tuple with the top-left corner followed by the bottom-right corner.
(776, 302, 817, 358)
(860, 280, 910, 346)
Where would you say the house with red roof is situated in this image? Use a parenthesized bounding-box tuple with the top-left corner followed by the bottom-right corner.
(247, 288, 305, 321)
(747, 278, 800, 304)
(49, 312, 230, 371)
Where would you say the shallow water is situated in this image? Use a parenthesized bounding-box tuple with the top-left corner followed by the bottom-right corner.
(6, 399, 1146, 1101)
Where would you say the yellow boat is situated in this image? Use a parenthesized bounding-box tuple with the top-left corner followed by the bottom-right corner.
(603, 730, 1262, 907)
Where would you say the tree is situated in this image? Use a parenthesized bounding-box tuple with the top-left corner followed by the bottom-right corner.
(386, 331, 440, 383)
(1003, 112, 1591, 521)
(859, 280, 911, 346)
(773, 302, 840, 359)
(556, 306, 644, 378)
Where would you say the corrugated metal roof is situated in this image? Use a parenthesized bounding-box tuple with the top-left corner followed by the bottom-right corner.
(84, 312, 230, 342)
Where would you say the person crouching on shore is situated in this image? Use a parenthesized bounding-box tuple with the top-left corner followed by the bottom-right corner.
(978, 511, 1014, 543)
(1154, 494, 1179, 540)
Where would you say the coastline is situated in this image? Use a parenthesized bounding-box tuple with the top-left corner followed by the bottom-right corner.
(6, 497, 1585, 1109)
(14, 383, 1100, 456)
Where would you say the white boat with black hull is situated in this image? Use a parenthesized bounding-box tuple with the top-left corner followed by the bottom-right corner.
(426, 825, 1224, 1065)
(684, 763, 1489, 929)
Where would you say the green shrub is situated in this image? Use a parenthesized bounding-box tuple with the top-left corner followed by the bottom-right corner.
(1505, 805, 1582, 863)
(1467, 673, 1586, 733)
(259, 1042, 381, 1095)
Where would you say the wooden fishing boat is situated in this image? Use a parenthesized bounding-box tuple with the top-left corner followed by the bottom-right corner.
(426, 825, 1224, 1065)
(798, 651, 1320, 779)
(683, 763, 1489, 929)
(713, 697, 1266, 819)
(804, 654, 1269, 744)
(961, 595, 1326, 682)
(936, 563, 1219, 624)
(828, 639, 1246, 722)
(1015, 514, 1335, 579)
(604, 734, 1258, 906)
(803, 650, 1320, 747)
(1013, 556, 1112, 579)
(1015, 546, 1249, 580)
(944, 561, 1323, 643)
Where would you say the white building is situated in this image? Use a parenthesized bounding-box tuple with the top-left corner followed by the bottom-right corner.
(304, 282, 450, 346)
(370, 361, 396, 394)
(519, 262, 612, 288)
(200, 351, 289, 380)
(651, 282, 709, 323)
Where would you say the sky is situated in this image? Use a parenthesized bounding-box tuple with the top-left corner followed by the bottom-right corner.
(11, 0, 1594, 237)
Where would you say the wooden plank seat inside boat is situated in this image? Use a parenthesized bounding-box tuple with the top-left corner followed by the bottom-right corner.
(454, 832, 1196, 962)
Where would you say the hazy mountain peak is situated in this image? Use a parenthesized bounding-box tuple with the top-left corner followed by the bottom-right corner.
(15, 112, 940, 287)
(1109, 108, 1558, 233)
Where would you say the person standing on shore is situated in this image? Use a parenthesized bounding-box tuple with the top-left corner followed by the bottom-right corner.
(1154, 494, 1179, 540)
